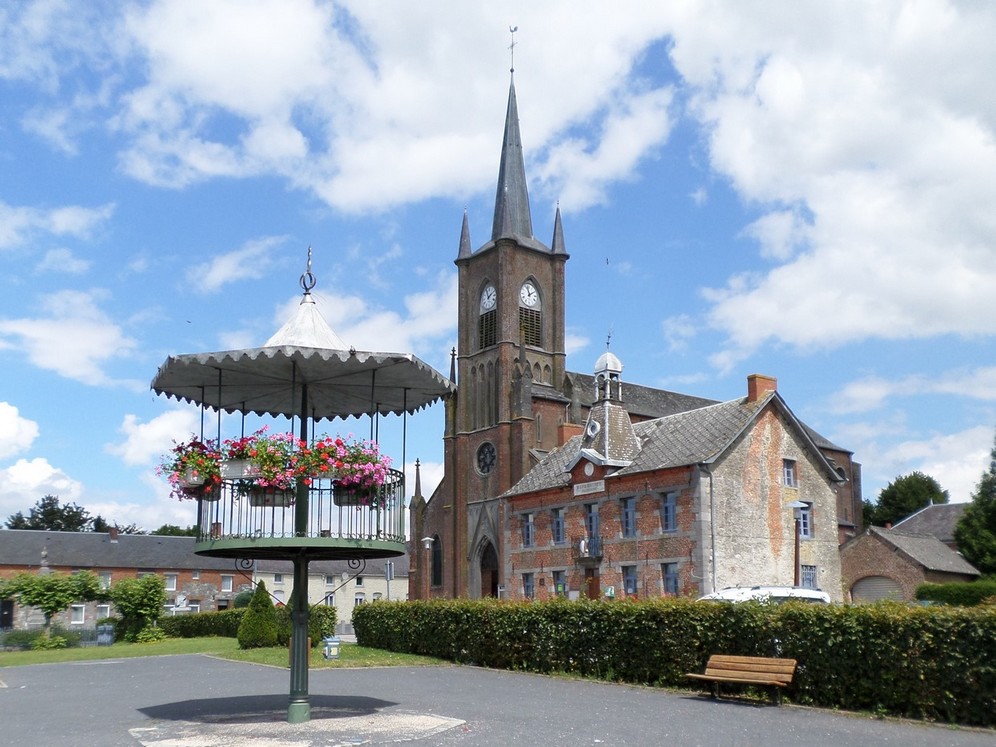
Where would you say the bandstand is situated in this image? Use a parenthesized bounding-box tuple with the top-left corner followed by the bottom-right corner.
(150, 256, 453, 722)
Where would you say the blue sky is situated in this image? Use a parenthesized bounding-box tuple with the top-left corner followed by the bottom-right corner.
(2, 1, 995, 531)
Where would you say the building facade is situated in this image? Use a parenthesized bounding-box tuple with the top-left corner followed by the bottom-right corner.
(410, 73, 859, 603)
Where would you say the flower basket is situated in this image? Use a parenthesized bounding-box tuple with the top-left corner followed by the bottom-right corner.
(333, 481, 381, 508)
(220, 459, 258, 479)
(248, 486, 295, 507)
(158, 436, 222, 501)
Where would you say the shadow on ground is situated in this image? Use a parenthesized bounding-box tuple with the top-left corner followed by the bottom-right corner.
(140, 694, 394, 724)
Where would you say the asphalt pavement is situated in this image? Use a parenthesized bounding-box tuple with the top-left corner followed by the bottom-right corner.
(0, 654, 992, 746)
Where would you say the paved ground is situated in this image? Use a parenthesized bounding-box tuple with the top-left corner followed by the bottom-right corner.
(1, 654, 993, 746)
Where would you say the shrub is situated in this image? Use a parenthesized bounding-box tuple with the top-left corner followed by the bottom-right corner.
(159, 609, 244, 638)
(352, 598, 996, 727)
(916, 580, 996, 606)
(237, 581, 278, 649)
(31, 634, 68, 650)
(134, 626, 167, 643)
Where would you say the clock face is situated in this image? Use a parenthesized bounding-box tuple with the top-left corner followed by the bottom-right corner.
(519, 282, 539, 307)
(481, 285, 497, 311)
(476, 442, 497, 475)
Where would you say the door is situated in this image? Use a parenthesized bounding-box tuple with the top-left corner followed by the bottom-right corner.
(584, 569, 600, 600)
(851, 575, 903, 602)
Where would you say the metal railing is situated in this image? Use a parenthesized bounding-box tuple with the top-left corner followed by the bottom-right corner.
(195, 468, 406, 543)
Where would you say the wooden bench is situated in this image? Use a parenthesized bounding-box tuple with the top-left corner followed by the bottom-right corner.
(686, 655, 796, 705)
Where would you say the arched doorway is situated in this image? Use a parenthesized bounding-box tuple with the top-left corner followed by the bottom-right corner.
(479, 541, 499, 598)
(851, 575, 903, 602)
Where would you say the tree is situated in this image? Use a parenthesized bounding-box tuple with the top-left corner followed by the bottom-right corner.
(237, 581, 279, 649)
(866, 471, 949, 527)
(6, 495, 91, 532)
(1, 571, 101, 632)
(151, 524, 198, 536)
(955, 433, 996, 575)
(108, 574, 167, 641)
(91, 516, 144, 534)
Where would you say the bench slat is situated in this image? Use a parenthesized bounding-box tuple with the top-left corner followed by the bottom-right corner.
(686, 654, 797, 705)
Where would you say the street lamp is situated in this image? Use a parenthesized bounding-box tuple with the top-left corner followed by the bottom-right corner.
(788, 501, 807, 587)
(420, 536, 434, 599)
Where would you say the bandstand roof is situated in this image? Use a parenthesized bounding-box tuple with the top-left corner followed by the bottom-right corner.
(151, 255, 454, 421)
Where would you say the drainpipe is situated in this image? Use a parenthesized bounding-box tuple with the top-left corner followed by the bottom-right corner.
(699, 463, 717, 593)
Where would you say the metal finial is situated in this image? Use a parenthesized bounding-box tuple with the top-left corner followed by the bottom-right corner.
(606, 329, 612, 351)
(300, 245, 316, 293)
(509, 25, 518, 73)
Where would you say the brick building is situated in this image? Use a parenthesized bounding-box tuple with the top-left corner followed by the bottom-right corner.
(0, 529, 246, 629)
(409, 73, 859, 602)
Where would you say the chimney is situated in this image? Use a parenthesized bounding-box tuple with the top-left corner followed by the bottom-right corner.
(747, 374, 777, 402)
(558, 422, 584, 446)
(109, 527, 119, 543)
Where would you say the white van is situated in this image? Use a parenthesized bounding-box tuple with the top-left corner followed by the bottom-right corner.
(698, 586, 831, 604)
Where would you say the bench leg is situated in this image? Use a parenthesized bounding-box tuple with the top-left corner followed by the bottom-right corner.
(711, 682, 719, 700)
(773, 687, 782, 706)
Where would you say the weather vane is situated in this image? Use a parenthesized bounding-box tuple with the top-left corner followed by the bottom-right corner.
(300, 244, 316, 293)
(509, 25, 518, 73)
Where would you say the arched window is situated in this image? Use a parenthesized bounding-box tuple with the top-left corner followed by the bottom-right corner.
(479, 283, 497, 349)
(518, 280, 542, 347)
(431, 534, 443, 587)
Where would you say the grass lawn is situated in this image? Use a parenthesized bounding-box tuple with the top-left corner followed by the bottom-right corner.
(0, 637, 444, 669)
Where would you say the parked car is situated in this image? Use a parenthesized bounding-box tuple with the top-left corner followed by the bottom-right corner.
(697, 586, 831, 604)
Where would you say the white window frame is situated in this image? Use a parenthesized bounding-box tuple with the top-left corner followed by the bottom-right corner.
(96, 604, 111, 620)
(165, 573, 178, 592)
(798, 504, 813, 539)
(273, 573, 283, 584)
(221, 575, 234, 593)
(70, 604, 85, 625)
(354, 592, 366, 606)
(98, 571, 112, 590)
(801, 564, 818, 589)
(783, 459, 798, 488)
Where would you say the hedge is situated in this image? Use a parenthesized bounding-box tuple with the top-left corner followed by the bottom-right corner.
(158, 605, 336, 647)
(352, 598, 996, 727)
(916, 580, 996, 606)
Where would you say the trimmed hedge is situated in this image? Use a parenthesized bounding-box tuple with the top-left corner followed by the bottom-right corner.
(916, 580, 996, 606)
(352, 598, 996, 727)
(158, 604, 336, 648)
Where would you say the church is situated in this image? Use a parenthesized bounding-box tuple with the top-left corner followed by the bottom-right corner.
(409, 74, 860, 603)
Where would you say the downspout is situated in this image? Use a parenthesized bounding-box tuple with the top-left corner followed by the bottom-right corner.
(699, 463, 717, 593)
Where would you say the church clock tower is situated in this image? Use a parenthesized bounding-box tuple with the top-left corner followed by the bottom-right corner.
(419, 72, 570, 599)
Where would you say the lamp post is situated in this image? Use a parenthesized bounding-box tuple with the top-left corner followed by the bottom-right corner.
(788, 501, 806, 587)
(420, 536, 434, 600)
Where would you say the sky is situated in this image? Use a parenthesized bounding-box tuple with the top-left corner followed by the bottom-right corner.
(2, 1, 995, 532)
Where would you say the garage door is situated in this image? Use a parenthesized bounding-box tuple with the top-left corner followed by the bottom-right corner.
(851, 575, 903, 602)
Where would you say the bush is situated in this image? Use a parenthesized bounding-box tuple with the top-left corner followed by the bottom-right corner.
(1, 628, 45, 650)
(274, 603, 337, 647)
(159, 609, 244, 638)
(237, 582, 279, 649)
(353, 598, 996, 727)
(916, 580, 996, 606)
(134, 626, 167, 643)
(31, 634, 68, 650)
(233, 590, 254, 608)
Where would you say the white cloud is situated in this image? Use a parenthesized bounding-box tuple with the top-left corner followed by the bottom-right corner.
(187, 235, 288, 293)
(0, 289, 139, 386)
(0, 457, 83, 521)
(107, 408, 202, 467)
(659, 4, 996, 362)
(831, 367, 996, 414)
(0, 200, 114, 249)
(0, 403, 39, 460)
(36, 247, 90, 274)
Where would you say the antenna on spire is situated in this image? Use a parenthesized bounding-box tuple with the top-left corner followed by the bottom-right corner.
(509, 25, 518, 73)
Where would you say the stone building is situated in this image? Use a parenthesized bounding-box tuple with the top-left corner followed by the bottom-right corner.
(840, 526, 980, 602)
(0, 529, 242, 629)
(409, 73, 859, 603)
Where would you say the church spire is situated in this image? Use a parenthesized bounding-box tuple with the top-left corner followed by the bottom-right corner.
(551, 203, 566, 255)
(491, 74, 533, 242)
(458, 209, 472, 259)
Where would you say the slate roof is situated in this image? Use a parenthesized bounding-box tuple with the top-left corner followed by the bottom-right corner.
(868, 526, 980, 576)
(503, 392, 840, 498)
(0, 530, 234, 571)
(893, 503, 967, 545)
(565, 371, 717, 420)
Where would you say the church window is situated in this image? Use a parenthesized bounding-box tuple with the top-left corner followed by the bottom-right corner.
(478, 309, 497, 349)
(431, 535, 443, 587)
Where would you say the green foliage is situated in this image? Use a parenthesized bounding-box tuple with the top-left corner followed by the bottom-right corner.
(353, 598, 996, 727)
(159, 608, 245, 638)
(2, 571, 101, 628)
(233, 589, 254, 608)
(273, 603, 337, 647)
(954, 434, 996, 575)
(237, 581, 279, 649)
(31, 634, 68, 650)
(916, 580, 996, 606)
(108, 574, 167, 641)
(151, 524, 198, 536)
(5, 494, 92, 531)
(867, 471, 949, 527)
(134, 626, 167, 643)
